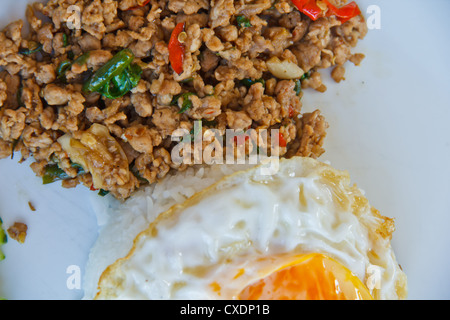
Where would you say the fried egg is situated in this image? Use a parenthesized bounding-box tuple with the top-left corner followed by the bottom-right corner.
(94, 157, 407, 300)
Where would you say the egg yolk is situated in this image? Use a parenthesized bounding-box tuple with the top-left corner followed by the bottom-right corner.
(238, 253, 373, 300)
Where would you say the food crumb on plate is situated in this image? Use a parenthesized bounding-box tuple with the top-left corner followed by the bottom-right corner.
(7, 222, 28, 244)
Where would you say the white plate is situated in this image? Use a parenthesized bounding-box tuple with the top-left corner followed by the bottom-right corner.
(0, 0, 449, 300)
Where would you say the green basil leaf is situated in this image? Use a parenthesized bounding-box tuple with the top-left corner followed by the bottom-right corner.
(19, 42, 42, 55)
(236, 15, 252, 28)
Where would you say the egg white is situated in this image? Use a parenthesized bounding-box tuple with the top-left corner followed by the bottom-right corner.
(94, 157, 407, 300)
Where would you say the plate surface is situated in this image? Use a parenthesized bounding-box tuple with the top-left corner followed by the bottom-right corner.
(0, 0, 449, 300)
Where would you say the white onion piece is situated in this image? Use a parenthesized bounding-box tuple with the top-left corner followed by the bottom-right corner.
(266, 56, 304, 80)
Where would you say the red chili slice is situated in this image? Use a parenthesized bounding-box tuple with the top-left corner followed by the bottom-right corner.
(288, 105, 295, 118)
(279, 133, 287, 148)
(291, 0, 323, 21)
(323, 0, 361, 23)
(168, 22, 186, 75)
(126, 0, 151, 11)
(291, 0, 361, 23)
